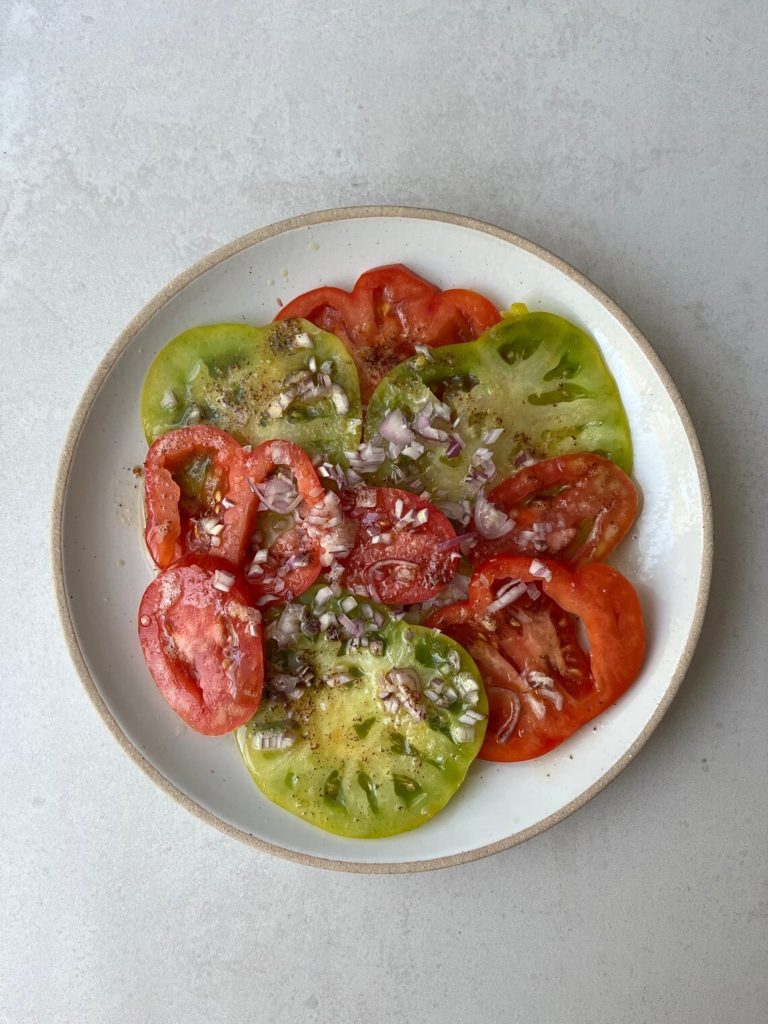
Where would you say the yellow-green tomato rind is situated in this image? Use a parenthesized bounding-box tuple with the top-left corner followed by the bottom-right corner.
(140, 319, 362, 461)
(365, 307, 632, 501)
(236, 612, 487, 839)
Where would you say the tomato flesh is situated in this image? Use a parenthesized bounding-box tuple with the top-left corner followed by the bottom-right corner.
(276, 264, 501, 401)
(339, 486, 458, 604)
(138, 559, 264, 735)
(427, 555, 644, 760)
(471, 453, 638, 565)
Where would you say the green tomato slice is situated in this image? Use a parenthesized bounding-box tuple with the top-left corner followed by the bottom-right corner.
(364, 304, 632, 502)
(236, 590, 487, 838)
(140, 318, 362, 462)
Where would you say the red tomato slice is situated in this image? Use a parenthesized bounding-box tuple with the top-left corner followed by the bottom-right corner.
(427, 555, 645, 761)
(138, 559, 264, 735)
(144, 426, 255, 570)
(339, 486, 458, 604)
(471, 453, 638, 566)
(243, 439, 327, 604)
(276, 264, 501, 401)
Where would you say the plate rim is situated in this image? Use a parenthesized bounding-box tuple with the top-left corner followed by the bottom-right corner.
(51, 204, 714, 873)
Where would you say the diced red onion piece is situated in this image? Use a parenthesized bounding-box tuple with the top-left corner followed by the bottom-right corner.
(329, 385, 349, 414)
(458, 534, 478, 556)
(328, 561, 345, 582)
(284, 551, 312, 570)
(314, 586, 334, 607)
(524, 693, 547, 719)
(482, 427, 504, 445)
(160, 387, 178, 410)
(496, 693, 521, 744)
(401, 442, 425, 460)
(274, 604, 304, 647)
(452, 722, 475, 743)
(417, 423, 448, 442)
(529, 559, 553, 581)
(539, 685, 564, 710)
(250, 474, 301, 514)
(474, 490, 514, 539)
(527, 670, 555, 688)
(212, 570, 235, 592)
(445, 434, 464, 458)
(367, 558, 419, 584)
(327, 672, 356, 687)
(435, 534, 466, 552)
(430, 398, 451, 420)
(486, 581, 527, 613)
(338, 612, 362, 636)
(378, 409, 415, 445)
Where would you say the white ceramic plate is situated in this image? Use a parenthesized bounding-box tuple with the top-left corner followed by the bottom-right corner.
(53, 207, 712, 872)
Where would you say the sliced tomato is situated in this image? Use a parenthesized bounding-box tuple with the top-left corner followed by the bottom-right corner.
(471, 453, 638, 565)
(427, 555, 644, 761)
(144, 425, 254, 570)
(138, 559, 264, 735)
(276, 264, 501, 401)
(339, 486, 458, 604)
(243, 439, 327, 604)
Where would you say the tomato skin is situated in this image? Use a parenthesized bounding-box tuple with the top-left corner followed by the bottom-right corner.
(427, 555, 645, 761)
(471, 453, 638, 566)
(339, 486, 458, 604)
(276, 264, 501, 401)
(144, 426, 254, 570)
(243, 440, 326, 604)
(138, 559, 264, 735)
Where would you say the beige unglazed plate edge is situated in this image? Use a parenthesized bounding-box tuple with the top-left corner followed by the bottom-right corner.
(51, 205, 714, 874)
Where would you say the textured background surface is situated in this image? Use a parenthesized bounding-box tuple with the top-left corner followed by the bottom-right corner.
(2, 2, 767, 1022)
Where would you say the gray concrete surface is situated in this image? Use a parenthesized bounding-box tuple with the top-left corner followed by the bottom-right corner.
(1, 2, 766, 1022)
